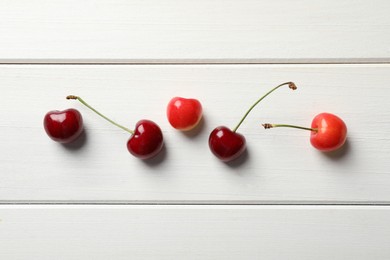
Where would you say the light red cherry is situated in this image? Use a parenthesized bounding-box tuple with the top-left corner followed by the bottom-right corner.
(209, 82, 297, 162)
(167, 97, 203, 131)
(262, 112, 347, 152)
(44, 108, 83, 143)
(310, 113, 347, 151)
(67, 95, 163, 159)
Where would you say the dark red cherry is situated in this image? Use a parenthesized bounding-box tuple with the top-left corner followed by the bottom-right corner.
(209, 126, 246, 162)
(67, 95, 164, 159)
(44, 109, 83, 143)
(209, 82, 296, 162)
(127, 120, 164, 159)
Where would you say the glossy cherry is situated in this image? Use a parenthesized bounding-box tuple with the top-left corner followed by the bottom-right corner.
(262, 112, 347, 152)
(209, 82, 297, 162)
(310, 113, 347, 151)
(67, 95, 163, 159)
(127, 119, 164, 159)
(167, 97, 203, 131)
(209, 126, 246, 162)
(44, 108, 83, 143)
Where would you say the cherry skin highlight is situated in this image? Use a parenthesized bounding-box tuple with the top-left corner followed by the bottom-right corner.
(310, 113, 347, 152)
(209, 127, 246, 162)
(127, 120, 164, 159)
(44, 109, 83, 143)
(167, 97, 203, 131)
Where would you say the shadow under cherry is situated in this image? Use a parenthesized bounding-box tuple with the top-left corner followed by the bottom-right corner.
(181, 116, 207, 139)
(62, 130, 88, 151)
(323, 139, 351, 162)
(141, 144, 168, 167)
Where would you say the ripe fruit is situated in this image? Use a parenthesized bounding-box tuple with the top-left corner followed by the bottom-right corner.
(127, 119, 164, 159)
(209, 126, 246, 162)
(209, 82, 297, 162)
(44, 109, 83, 143)
(67, 95, 163, 159)
(262, 112, 347, 152)
(311, 113, 347, 151)
(167, 97, 203, 131)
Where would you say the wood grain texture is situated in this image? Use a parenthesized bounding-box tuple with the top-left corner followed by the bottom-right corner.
(1, 0, 389, 258)
(0, 0, 389, 63)
(1, 205, 389, 260)
(1, 64, 389, 203)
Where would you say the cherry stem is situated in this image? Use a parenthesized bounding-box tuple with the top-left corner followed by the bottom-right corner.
(66, 95, 134, 134)
(262, 123, 317, 132)
(232, 82, 297, 132)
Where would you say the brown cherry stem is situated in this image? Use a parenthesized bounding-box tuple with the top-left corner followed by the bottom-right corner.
(232, 82, 297, 132)
(67, 95, 134, 134)
(262, 123, 318, 132)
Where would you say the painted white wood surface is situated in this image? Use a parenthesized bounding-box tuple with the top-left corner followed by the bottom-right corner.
(1, 0, 390, 258)
(1, 205, 390, 260)
(0, 0, 389, 63)
(1, 64, 389, 203)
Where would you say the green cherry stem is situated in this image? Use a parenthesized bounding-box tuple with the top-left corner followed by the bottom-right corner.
(66, 95, 134, 134)
(262, 123, 318, 132)
(232, 82, 297, 133)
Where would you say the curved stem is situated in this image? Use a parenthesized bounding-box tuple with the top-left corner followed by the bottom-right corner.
(262, 123, 317, 132)
(232, 82, 297, 132)
(67, 95, 134, 134)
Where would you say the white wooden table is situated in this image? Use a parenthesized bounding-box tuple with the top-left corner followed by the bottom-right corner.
(1, 1, 390, 259)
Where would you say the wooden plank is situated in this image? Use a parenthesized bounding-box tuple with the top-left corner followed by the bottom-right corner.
(0, 0, 389, 63)
(0, 64, 389, 203)
(0, 205, 389, 259)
